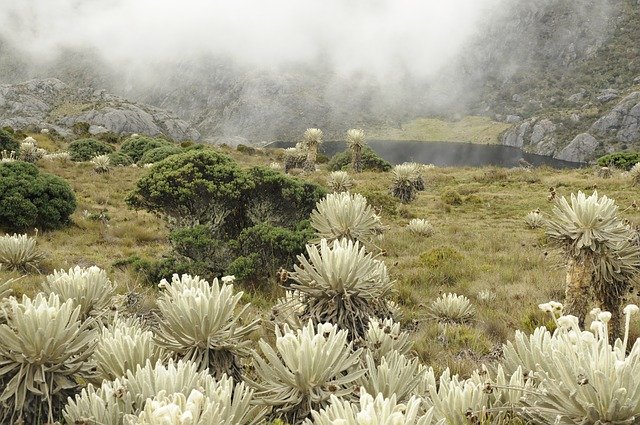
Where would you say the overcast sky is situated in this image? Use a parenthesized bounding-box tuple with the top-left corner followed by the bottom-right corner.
(0, 0, 504, 79)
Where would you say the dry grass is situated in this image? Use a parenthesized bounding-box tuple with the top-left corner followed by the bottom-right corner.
(2, 136, 640, 379)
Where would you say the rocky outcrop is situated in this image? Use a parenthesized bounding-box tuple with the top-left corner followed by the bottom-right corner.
(0, 79, 200, 140)
(502, 117, 558, 156)
(590, 92, 640, 143)
(554, 133, 599, 162)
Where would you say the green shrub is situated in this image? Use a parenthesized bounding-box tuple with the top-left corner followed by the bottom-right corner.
(597, 152, 640, 170)
(95, 132, 121, 144)
(0, 161, 76, 231)
(419, 246, 464, 268)
(169, 225, 236, 276)
(138, 145, 183, 165)
(68, 138, 114, 161)
(328, 146, 392, 172)
(227, 253, 261, 280)
(71, 122, 90, 136)
(441, 187, 463, 205)
(0, 129, 19, 154)
(236, 144, 257, 155)
(120, 136, 173, 163)
(108, 152, 134, 166)
(359, 190, 397, 217)
(127, 150, 252, 232)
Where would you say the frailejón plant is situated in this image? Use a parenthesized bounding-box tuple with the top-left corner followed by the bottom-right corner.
(327, 170, 354, 192)
(428, 293, 476, 324)
(310, 191, 385, 245)
(41, 265, 115, 321)
(406, 218, 435, 236)
(524, 209, 545, 229)
(290, 239, 395, 338)
(346, 129, 366, 173)
(303, 128, 323, 172)
(630, 162, 640, 186)
(155, 274, 260, 379)
(251, 321, 364, 423)
(546, 191, 640, 335)
(362, 317, 413, 362)
(0, 293, 95, 423)
(391, 163, 420, 203)
(91, 154, 111, 173)
(0, 232, 44, 272)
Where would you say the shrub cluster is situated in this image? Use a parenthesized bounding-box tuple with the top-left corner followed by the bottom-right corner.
(68, 138, 114, 161)
(120, 136, 173, 163)
(0, 129, 19, 154)
(328, 146, 392, 172)
(0, 161, 76, 231)
(597, 151, 640, 170)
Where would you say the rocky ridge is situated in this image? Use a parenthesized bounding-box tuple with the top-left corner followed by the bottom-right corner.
(0, 78, 200, 141)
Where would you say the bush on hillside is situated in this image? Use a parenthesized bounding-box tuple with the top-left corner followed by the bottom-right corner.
(597, 152, 640, 170)
(108, 152, 134, 166)
(0, 161, 76, 231)
(328, 146, 392, 172)
(0, 129, 19, 154)
(120, 136, 173, 163)
(68, 138, 114, 161)
(138, 145, 183, 165)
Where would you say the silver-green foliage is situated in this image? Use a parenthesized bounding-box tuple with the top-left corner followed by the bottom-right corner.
(357, 351, 426, 402)
(290, 239, 395, 337)
(391, 163, 423, 203)
(524, 210, 545, 229)
(362, 317, 413, 362)
(251, 321, 364, 423)
(91, 154, 111, 173)
(629, 162, 640, 186)
(64, 359, 266, 425)
(0, 233, 44, 272)
(41, 265, 115, 321)
(406, 218, 435, 236)
(503, 305, 640, 424)
(93, 316, 165, 382)
(327, 170, 354, 192)
(307, 390, 435, 425)
(428, 293, 476, 324)
(310, 191, 385, 244)
(0, 293, 96, 423)
(155, 274, 259, 379)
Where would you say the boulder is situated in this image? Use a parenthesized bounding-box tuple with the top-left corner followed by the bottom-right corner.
(506, 115, 522, 123)
(597, 88, 619, 103)
(568, 90, 586, 103)
(531, 119, 556, 144)
(554, 133, 598, 162)
(591, 92, 640, 143)
(89, 125, 109, 135)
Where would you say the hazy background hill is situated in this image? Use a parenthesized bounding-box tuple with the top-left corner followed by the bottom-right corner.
(0, 0, 638, 159)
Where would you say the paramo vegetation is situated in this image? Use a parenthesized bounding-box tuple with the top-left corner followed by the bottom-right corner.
(1, 127, 640, 424)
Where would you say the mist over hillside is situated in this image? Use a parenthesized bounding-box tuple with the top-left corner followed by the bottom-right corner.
(0, 0, 628, 143)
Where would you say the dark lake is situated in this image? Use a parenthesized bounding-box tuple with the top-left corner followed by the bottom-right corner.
(266, 140, 584, 169)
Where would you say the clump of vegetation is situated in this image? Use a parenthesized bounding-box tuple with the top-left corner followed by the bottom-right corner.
(0, 161, 76, 231)
(251, 321, 363, 423)
(429, 293, 476, 324)
(310, 191, 385, 245)
(108, 151, 134, 166)
(91, 154, 111, 173)
(545, 191, 640, 336)
(290, 239, 395, 338)
(0, 293, 96, 424)
(0, 233, 44, 272)
(406, 218, 435, 236)
(346, 128, 366, 173)
(303, 128, 323, 172)
(0, 129, 19, 154)
(283, 146, 307, 173)
(68, 138, 114, 161)
(19, 140, 46, 163)
(596, 166, 613, 178)
(629, 162, 640, 186)
(155, 274, 259, 379)
(138, 145, 183, 165)
(327, 170, 354, 192)
(391, 164, 420, 203)
(524, 209, 545, 229)
(328, 146, 391, 172)
(440, 187, 463, 205)
(597, 151, 640, 170)
(120, 135, 173, 163)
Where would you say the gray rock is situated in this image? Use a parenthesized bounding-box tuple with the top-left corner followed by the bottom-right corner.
(568, 91, 586, 103)
(0, 78, 200, 141)
(633, 76, 640, 84)
(501, 119, 533, 148)
(570, 113, 581, 123)
(597, 88, 619, 103)
(505, 115, 522, 123)
(535, 138, 557, 156)
(89, 125, 109, 135)
(531, 119, 556, 144)
(554, 133, 598, 162)
(591, 92, 640, 143)
(512, 94, 523, 102)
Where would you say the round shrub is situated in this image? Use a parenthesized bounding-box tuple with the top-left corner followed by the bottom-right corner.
(108, 152, 134, 166)
(597, 152, 640, 170)
(127, 149, 252, 232)
(120, 136, 172, 163)
(138, 145, 183, 165)
(68, 138, 114, 161)
(328, 146, 391, 172)
(0, 129, 19, 154)
(0, 161, 76, 231)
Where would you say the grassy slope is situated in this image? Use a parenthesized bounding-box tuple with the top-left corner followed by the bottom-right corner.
(2, 136, 640, 379)
(369, 116, 511, 144)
